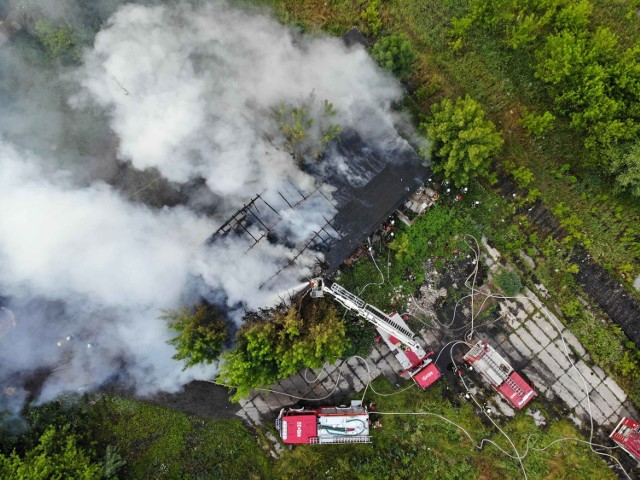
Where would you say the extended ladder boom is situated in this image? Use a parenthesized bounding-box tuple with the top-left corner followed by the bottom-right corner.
(310, 279, 422, 351)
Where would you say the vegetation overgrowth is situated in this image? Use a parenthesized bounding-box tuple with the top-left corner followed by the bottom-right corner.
(218, 299, 348, 400)
(161, 305, 229, 370)
(425, 95, 504, 186)
(3, 385, 617, 480)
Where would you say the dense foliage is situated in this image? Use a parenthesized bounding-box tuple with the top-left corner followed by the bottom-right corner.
(33, 20, 83, 65)
(0, 426, 103, 480)
(0, 399, 123, 480)
(371, 34, 417, 78)
(272, 98, 341, 163)
(218, 299, 347, 400)
(494, 269, 523, 297)
(453, 0, 640, 196)
(424, 96, 504, 187)
(86, 396, 270, 479)
(162, 305, 229, 369)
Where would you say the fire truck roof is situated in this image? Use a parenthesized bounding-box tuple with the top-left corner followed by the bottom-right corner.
(610, 417, 640, 461)
(280, 414, 317, 444)
(496, 371, 536, 409)
(412, 362, 441, 390)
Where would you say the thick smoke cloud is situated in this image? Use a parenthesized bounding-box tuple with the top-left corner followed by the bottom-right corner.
(0, 0, 409, 406)
(0, 141, 215, 400)
(75, 1, 402, 197)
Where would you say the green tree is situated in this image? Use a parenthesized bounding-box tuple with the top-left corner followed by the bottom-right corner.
(217, 300, 347, 401)
(607, 141, 640, 197)
(34, 21, 82, 65)
(519, 109, 555, 137)
(361, 0, 382, 37)
(371, 34, 416, 78)
(0, 425, 103, 479)
(272, 98, 341, 163)
(162, 305, 229, 369)
(424, 96, 503, 187)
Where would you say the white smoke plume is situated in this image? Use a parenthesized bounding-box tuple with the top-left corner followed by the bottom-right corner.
(0, 0, 409, 405)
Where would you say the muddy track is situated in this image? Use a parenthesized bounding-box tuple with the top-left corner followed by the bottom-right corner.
(496, 178, 640, 346)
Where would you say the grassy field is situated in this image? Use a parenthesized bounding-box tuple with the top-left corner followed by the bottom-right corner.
(86, 396, 271, 479)
(81, 385, 617, 480)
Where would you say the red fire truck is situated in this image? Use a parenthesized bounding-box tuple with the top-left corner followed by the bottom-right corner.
(310, 279, 441, 390)
(463, 341, 536, 409)
(610, 417, 640, 462)
(276, 401, 372, 445)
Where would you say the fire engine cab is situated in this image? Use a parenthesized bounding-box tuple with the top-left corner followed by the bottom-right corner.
(463, 341, 536, 409)
(610, 417, 640, 462)
(310, 279, 441, 390)
(276, 401, 371, 445)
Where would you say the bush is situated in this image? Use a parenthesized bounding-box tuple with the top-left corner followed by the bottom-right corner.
(34, 21, 82, 65)
(494, 269, 522, 297)
(371, 34, 417, 79)
(217, 299, 347, 401)
(520, 109, 555, 138)
(161, 305, 229, 370)
(607, 141, 640, 198)
(423, 96, 504, 187)
(511, 165, 535, 188)
(361, 0, 382, 37)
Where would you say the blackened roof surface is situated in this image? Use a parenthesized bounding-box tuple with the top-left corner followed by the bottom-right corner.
(342, 27, 369, 48)
(308, 130, 430, 272)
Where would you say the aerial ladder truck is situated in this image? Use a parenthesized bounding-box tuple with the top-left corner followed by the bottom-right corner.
(309, 278, 441, 390)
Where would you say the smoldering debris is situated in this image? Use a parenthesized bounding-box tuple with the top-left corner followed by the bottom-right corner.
(0, 0, 423, 409)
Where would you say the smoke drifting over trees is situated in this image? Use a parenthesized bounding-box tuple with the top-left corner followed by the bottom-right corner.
(0, 0, 411, 406)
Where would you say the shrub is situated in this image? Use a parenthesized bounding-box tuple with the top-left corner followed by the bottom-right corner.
(361, 0, 382, 37)
(520, 110, 555, 138)
(161, 305, 229, 369)
(495, 269, 522, 297)
(423, 96, 504, 187)
(371, 34, 417, 79)
(511, 165, 535, 188)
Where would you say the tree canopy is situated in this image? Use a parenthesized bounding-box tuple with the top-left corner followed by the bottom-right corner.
(371, 34, 416, 79)
(162, 305, 229, 370)
(453, 0, 640, 193)
(34, 21, 83, 65)
(424, 95, 503, 187)
(0, 425, 104, 480)
(272, 97, 341, 163)
(217, 300, 347, 401)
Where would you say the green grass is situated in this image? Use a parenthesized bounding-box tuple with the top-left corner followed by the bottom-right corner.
(86, 396, 271, 480)
(272, 380, 617, 480)
(336, 198, 483, 313)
